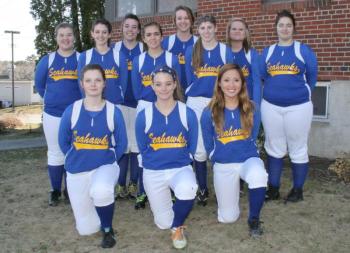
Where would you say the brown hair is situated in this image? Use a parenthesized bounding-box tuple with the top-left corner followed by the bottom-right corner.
(174, 5, 195, 34)
(209, 64, 254, 134)
(91, 18, 112, 46)
(226, 18, 252, 53)
(142, 21, 163, 51)
(192, 15, 216, 71)
(122, 13, 142, 42)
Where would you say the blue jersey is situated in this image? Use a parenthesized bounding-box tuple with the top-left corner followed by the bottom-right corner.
(185, 42, 234, 98)
(113, 41, 144, 108)
(131, 51, 181, 102)
(77, 48, 128, 104)
(201, 106, 260, 164)
(260, 41, 318, 107)
(232, 48, 262, 105)
(59, 101, 127, 174)
(34, 51, 81, 117)
(135, 102, 198, 170)
(162, 34, 198, 89)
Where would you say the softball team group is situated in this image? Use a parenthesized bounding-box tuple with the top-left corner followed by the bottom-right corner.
(34, 6, 318, 250)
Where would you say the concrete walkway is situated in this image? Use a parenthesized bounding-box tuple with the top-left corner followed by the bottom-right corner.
(0, 136, 46, 151)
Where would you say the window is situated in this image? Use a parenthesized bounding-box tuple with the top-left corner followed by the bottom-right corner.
(312, 82, 330, 120)
(104, 0, 197, 20)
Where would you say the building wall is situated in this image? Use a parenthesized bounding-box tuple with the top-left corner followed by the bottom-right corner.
(110, 0, 350, 158)
(0, 81, 41, 106)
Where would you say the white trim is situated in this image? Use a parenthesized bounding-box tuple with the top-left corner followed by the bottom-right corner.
(48, 52, 55, 68)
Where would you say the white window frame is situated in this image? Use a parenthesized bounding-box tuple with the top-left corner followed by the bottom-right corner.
(312, 81, 330, 121)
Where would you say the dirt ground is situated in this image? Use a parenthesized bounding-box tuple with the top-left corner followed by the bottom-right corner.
(0, 147, 349, 253)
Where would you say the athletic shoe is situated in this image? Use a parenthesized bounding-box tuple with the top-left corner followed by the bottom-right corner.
(127, 182, 138, 199)
(135, 193, 147, 210)
(115, 185, 128, 200)
(171, 226, 187, 249)
(284, 188, 303, 203)
(265, 185, 280, 202)
(101, 228, 116, 248)
(248, 219, 263, 238)
(49, 190, 61, 206)
(63, 188, 70, 204)
(196, 189, 209, 206)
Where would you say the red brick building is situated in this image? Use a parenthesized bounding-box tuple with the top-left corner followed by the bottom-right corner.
(105, 0, 350, 158)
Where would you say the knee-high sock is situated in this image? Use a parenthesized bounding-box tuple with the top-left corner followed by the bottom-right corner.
(138, 167, 145, 195)
(292, 162, 309, 189)
(130, 152, 139, 184)
(48, 165, 64, 191)
(248, 187, 266, 221)
(194, 160, 207, 191)
(267, 155, 284, 187)
(118, 153, 129, 186)
(95, 202, 115, 230)
(171, 198, 195, 228)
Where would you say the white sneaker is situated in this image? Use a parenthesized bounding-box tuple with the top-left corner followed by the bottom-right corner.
(171, 226, 187, 249)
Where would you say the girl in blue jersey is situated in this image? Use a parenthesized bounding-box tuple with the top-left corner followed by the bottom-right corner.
(226, 18, 261, 106)
(34, 23, 81, 206)
(135, 65, 198, 249)
(131, 21, 181, 209)
(162, 5, 197, 89)
(113, 14, 144, 200)
(185, 15, 233, 206)
(59, 64, 127, 248)
(78, 18, 128, 105)
(201, 64, 268, 237)
(260, 10, 318, 203)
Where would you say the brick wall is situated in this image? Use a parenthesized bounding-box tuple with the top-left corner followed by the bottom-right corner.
(111, 0, 350, 80)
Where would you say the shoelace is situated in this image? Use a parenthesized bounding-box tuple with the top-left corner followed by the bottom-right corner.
(171, 226, 186, 240)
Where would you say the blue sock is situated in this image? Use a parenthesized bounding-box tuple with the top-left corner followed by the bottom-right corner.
(138, 167, 145, 195)
(267, 155, 284, 187)
(63, 171, 67, 189)
(48, 165, 64, 191)
(118, 153, 129, 186)
(194, 160, 208, 191)
(95, 203, 115, 230)
(171, 198, 195, 228)
(248, 187, 266, 221)
(292, 162, 309, 189)
(130, 153, 139, 184)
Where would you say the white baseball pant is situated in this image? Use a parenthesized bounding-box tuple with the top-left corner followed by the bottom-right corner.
(43, 112, 64, 165)
(118, 105, 138, 153)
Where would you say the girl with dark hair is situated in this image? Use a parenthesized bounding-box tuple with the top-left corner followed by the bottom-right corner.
(135, 65, 198, 249)
(201, 63, 267, 237)
(34, 22, 81, 206)
(59, 64, 127, 248)
(185, 15, 234, 206)
(260, 10, 318, 203)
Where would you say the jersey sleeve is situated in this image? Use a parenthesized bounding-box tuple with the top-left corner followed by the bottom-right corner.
(34, 55, 49, 98)
(251, 103, 261, 141)
(225, 45, 234, 64)
(251, 49, 262, 105)
(185, 46, 195, 89)
(200, 107, 215, 156)
(131, 56, 142, 101)
(118, 52, 128, 99)
(172, 54, 182, 88)
(302, 44, 318, 90)
(77, 51, 86, 97)
(259, 47, 269, 82)
(135, 109, 147, 154)
(113, 106, 128, 161)
(58, 105, 73, 155)
(186, 107, 198, 156)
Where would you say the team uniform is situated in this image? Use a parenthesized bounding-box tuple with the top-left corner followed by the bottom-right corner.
(260, 41, 318, 199)
(77, 48, 128, 104)
(201, 106, 267, 234)
(185, 42, 234, 197)
(58, 99, 127, 237)
(113, 41, 144, 198)
(34, 51, 81, 203)
(232, 48, 262, 106)
(135, 101, 198, 242)
(162, 34, 198, 89)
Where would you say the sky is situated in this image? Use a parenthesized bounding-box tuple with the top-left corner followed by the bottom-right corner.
(0, 0, 37, 61)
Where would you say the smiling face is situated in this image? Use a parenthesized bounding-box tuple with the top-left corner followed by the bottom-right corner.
(219, 69, 242, 102)
(175, 9, 192, 33)
(276, 16, 294, 43)
(81, 69, 105, 98)
(91, 23, 111, 47)
(229, 20, 246, 43)
(143, 25, 162, 50)
(198, 21, 217, 44)
(122, 18, 140, 42)
(56, 27, 74, 52)
(152, 72, 176, 102)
